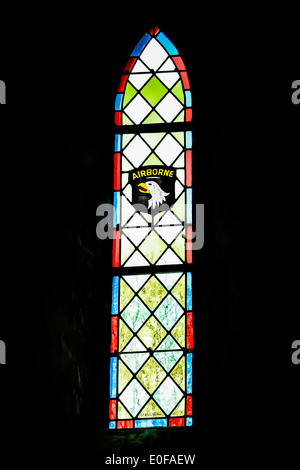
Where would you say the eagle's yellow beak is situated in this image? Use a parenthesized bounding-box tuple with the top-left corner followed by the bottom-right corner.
(138, 182, 150, 193)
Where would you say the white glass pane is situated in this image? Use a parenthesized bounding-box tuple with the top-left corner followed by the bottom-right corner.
(125, 212, 149, 227)
(157, 72, 180, 88)
(155, 225, 183, 244)
(124, 95, 152, 125)
(158, 58, 176, 71)
(129, 73, 152, 90)
(131, 59, 149, 73)
(156, 93, 183, 122)
(155, 134, 182, 165)
(123, 135, 151, 166)
(140, 38, 168, 71)
(156, 248, 182, 265)
(122, 227, 151, 246)
(124, 250, 150, 267)
(119, 378, 149, 416)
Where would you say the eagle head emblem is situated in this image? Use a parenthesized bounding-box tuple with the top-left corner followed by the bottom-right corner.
(138, 181, 170, 209)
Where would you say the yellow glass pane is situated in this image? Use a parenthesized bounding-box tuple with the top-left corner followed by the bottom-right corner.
(137, 357, 166, 394)
(119, 319, 133, 351)
(170, 356, 185, 390)
(170, 397, 185, 417)
(171, 316, 185, 347)
(171, 274, 185, 308)
(138, 316, 167, 350)
(118, 400, 132, 419)
(120, 279, 135, 311)
(139, 276, 167, 311)
(118, 359, 133, 394)
(138, 399, 165, 419)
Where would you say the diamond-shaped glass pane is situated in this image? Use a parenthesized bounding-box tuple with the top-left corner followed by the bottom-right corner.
(153, 377, 184, 415)
(119, 378, 149, 417)
(140, 76, 168, 107)
(138, 231, 167, 265)
(154, 350, 183, 372)
(137, 357, 166, 394)
(154, 294, 184, 330)
(121, 297, 151, 332)
(138, 316, 167, 350)
(120, 352, 149, 373)
(138, 276, 167, 311)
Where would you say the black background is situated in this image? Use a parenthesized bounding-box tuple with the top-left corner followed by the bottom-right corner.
(0, 7, 299, 466)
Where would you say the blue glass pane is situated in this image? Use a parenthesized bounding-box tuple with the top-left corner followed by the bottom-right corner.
(109, 421, 116, 429)
(186, 417, 193, 426)
(111, 276, 119, 315)
(110, 357, 117, 398)
(186, 131, 192, 149)
(115, 93, 123, 111)
(156, 32, 179, 55)
(113, 191, 120, 226)
(186, 188, 192, 224)
(131, 33, 151, 57)
(187, 272, 192, 310)
(114, 134, 121, 152)
(187, 353, 193, 393)
(185, 90, 192, 107)
(135, 419, 167, 428)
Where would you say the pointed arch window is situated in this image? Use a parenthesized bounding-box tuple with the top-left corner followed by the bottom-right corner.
(109, 27, 193, 429)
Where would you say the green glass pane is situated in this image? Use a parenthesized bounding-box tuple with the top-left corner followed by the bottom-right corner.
(171, 131, 185, 146)
(171, 80, 185, 104)
(140, 132, 165, 149)
(171, 231, 185, 262)
(170, 397, 185, 417)
(153, 377, 183, 415)
(154, 350, 183, 372)
(170, 356, 185, 390)
(173, 153, 185, 168)
(171, 316, 185, 347)
(121, 235, 135, 265)
(157, 335, 180, 351)
(121, 297, 151, 332)
(123, 82, 138, 107)
(138, 399, 165, 419)
(138, 231, 168, 265)
(142, 110, 164, 124)
(171, 274, 185, 307)
(171, 193, 185, 222)
(120, 279, 135, 311)
(119, 378, 149, 417)
(122, 113, 134, 125)
(119, 319, 133, 352)
(137, 357, 166, 394)
(140, 76, 168, 107)
(137, 316, 167, 350)
(139, 276, 167, 311)
(118, 359, 133, 394)
(118, 400, 132, 419)
(154, 295, 184, 330)
(122, 133, 135, 149)
(173, 110, 185, 123)
(121, 352, 149, 373)
(142, 153, 164, 166)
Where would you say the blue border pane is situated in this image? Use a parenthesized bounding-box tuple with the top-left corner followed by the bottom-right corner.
(135, 419, 167, 428)
(131, 33, 151, 57)
(109, 421, 116, 429)
(187, 353, 193, 393)
(115, 93, 123, 111)
(157, 32, 179, 55)
(187, 272, 192, 310)
(111, 276, 119, 315)
(185, 90, 192, 107)
(186, 131, 192, 149)
(110, 357, 117, 398)
(113, 191, 120, 227)
(114, 134, 121, 152)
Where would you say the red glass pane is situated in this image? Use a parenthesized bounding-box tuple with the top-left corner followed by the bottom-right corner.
(118, 74, 127, 93)
(112, 231, 120, 267)
(169, 418, 185, 427)
(186, 150, 192, 187)
(117, 420, 133, 429)
(180, 71, 190, 89)
(172, 56, 186, 71)
(186, 396, 192, 416)
(110, 316, 118, 353)
(114, 112, 121, 126)
(123, 57, 137, 73)
(187, 311, 194, 349)
(186, 225, 193, 264)
(109, 399, 117, 419)
(186, 108, 192, 122)
(149, 26, 160, 36)
(114, 153, 121, 190)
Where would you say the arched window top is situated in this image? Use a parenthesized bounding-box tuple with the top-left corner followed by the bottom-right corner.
(115, 27, 192, 126)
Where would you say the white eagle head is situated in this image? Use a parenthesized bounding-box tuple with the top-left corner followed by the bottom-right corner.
(138, 180, 170, 209)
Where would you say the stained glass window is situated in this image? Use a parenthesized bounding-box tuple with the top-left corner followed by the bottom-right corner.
(109, 27, 193, 429)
